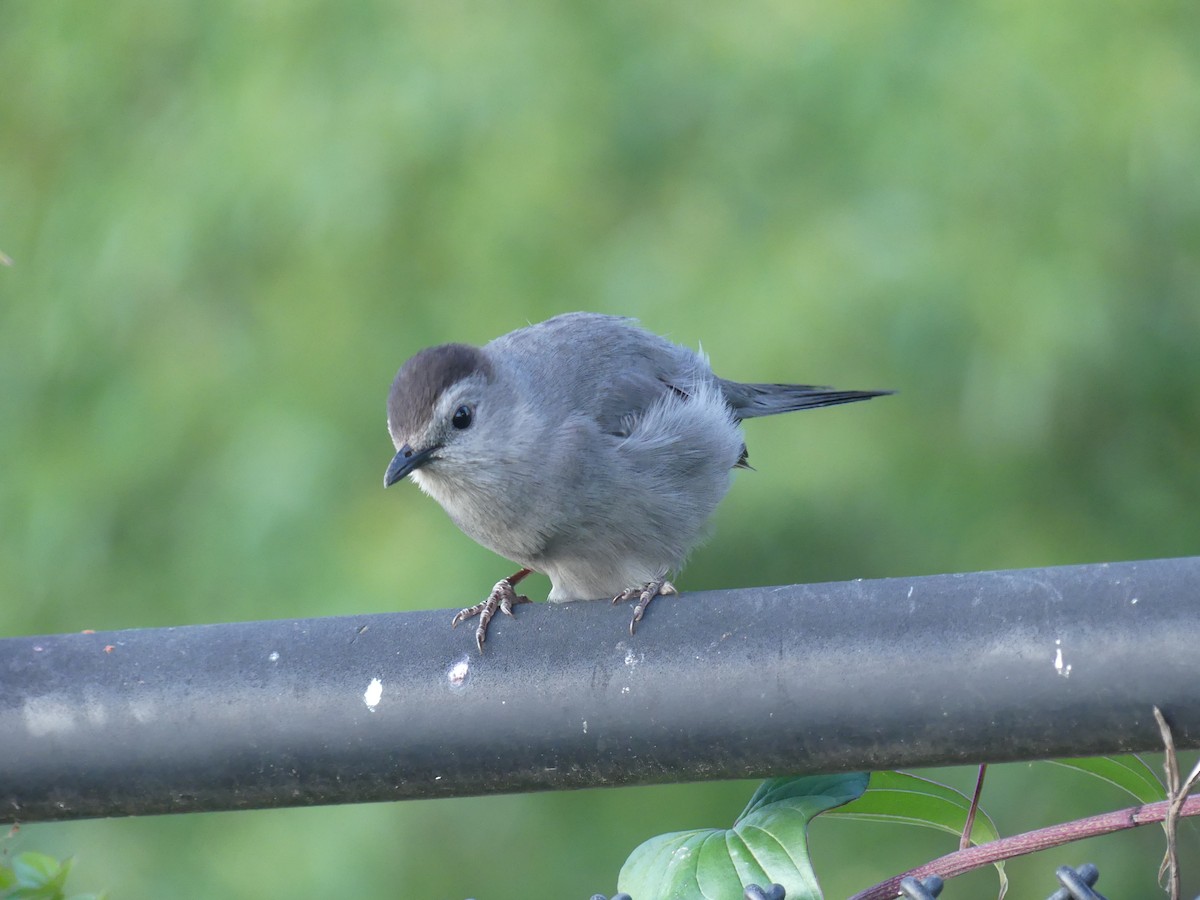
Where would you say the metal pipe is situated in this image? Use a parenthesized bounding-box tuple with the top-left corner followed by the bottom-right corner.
(2, 557, 1197, 823)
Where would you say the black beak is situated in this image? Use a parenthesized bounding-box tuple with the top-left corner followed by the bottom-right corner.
(384, 443, 439, 487)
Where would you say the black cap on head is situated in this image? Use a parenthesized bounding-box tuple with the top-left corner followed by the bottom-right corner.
(387, 343, 492, 439)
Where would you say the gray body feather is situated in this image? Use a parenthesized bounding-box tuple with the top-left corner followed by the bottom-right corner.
(386, 312, 888, 601)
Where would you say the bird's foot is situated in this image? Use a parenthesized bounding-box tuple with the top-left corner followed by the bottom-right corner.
(451, 568, 532, 653)
(612, 578, 677, 635)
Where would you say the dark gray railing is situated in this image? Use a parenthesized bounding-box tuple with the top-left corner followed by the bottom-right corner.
(2, 556, 1197, 823)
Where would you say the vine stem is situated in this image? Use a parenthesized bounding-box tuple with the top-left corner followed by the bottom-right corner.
(849, 794, 1200, 900)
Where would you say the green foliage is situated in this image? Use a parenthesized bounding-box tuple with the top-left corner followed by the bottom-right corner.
(1047, 755, 1167, 806)
(829, 771, 1007, 896)
(1, 0, 1198, 897)
(619, 774, 868, 900)
(831, 771, 1001, 846)
(0, 853, 102, 900)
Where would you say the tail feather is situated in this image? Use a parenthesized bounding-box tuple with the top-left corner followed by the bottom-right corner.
(720, 380, 893, 420)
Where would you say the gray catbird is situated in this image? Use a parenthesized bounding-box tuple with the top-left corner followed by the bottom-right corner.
(384, 312, 890, 651)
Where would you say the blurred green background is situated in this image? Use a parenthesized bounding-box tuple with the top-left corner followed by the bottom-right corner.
(2, 1, 1198, 897)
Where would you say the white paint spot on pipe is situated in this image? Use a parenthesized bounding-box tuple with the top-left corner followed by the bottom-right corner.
(1053, 639, 1072, 678)
(447, 656, 470, 692)
(364, 677, 383, 711)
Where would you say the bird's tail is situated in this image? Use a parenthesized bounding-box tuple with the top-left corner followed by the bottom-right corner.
(720, 379, 893, 420)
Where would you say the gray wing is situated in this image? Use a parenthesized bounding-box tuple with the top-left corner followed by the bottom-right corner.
(490, 313, 712, 436)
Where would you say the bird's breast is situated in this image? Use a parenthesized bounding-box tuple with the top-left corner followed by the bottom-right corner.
(412, 468, 551, 561)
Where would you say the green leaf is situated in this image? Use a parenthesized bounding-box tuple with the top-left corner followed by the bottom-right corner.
(826, 771, 1006, 897)
(7, 853, 71, 899)
(618, 772, 868, 900)
(1045, 755, 1165, 805)
(826, 770, 1000, 845)
(11, 853, 68, 887)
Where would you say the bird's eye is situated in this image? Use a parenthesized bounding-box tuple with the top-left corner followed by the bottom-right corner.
(451, 405, 473, 430)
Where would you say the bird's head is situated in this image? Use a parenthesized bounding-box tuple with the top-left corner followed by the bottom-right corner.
(384, 343, 496, 489)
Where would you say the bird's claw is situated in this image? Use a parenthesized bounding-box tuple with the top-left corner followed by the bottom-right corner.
(451, 574, 531, 652)
(612, 578, 676, 635)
